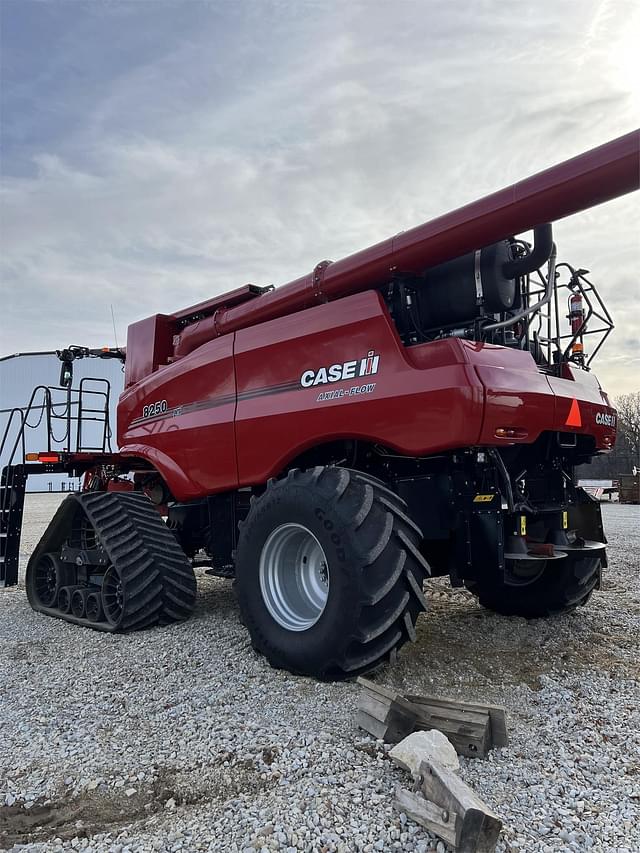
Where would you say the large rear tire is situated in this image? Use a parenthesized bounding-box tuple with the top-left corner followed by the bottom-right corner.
(466, 551, 602, 617)
(234, 467, 430, 680)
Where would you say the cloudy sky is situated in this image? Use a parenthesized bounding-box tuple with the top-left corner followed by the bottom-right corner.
(1, 0, 638, 394)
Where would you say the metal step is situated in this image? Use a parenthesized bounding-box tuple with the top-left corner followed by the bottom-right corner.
(551, 539, 606, 553)
(0, 466, 27, 587)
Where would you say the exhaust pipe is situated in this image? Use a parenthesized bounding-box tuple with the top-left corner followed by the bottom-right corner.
(502, 224, 554, 278)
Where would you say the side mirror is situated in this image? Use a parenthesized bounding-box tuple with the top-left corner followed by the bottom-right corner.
(59, 359, 73, 388)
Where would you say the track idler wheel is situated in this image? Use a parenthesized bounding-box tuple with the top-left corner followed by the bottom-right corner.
(101, 565, 126, 627)
(28, 554, 73, 610)
(58, 586, 72, 614)
(99, 561, 163, 631)
(33, 555, 61, 608)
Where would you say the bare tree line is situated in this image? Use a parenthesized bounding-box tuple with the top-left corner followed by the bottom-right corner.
(579, 391, 640, 480)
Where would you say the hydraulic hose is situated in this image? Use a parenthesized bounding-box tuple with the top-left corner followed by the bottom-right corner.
(483, 243, 557, 332)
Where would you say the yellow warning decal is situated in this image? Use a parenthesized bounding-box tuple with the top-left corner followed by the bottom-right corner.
(473, 494, 494, 502)
(520, 516, 527, 536)
(562, 511, 568, 529)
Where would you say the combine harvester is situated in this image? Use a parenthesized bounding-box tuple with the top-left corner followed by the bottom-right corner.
(1, 130, 638, 678)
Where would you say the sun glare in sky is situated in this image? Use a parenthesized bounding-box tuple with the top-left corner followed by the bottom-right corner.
(615, 16, 640, 107)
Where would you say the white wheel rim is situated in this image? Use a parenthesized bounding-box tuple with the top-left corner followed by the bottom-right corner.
(259, 523, 330, 631)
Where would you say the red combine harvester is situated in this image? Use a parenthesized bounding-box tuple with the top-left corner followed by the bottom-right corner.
(1, 131, 638, 678)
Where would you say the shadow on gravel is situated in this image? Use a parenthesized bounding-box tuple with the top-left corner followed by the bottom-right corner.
(395, 579, 632, 693)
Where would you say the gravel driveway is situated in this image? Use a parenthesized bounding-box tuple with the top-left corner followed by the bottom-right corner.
(1, 495, 638, 853)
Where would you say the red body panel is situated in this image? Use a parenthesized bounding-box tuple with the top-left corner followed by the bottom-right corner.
(118, 335, 238, 499)
(234, 293, 484, 486)
(468, 342, 615, 447)
(124, 314, 174, 388)
(117, 292, 616, 501)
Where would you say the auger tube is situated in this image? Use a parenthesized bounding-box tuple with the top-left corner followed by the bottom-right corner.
(208, 130, 639, 336)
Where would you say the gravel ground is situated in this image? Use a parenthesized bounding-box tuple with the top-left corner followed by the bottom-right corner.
(1, 495, 638, 853)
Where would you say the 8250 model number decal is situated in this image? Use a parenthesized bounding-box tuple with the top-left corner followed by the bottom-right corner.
(142, 399, 168, 419)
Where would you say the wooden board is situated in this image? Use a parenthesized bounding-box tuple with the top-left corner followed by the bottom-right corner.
(356, 702, 416, 743)
(356, 710, 388, 740)
(414, 718, 489, 759)
(357, 679, 508, 755)
(357, 676, 399, 702)
(407, 694, 509, 749)
(358, 691, 393, 723)
(395, 785, 459, 847)
(419, 759, 502, 852)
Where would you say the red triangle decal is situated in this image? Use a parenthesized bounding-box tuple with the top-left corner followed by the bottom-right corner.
(565, 398, 582, 428)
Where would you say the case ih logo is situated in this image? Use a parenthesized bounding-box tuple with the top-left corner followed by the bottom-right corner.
(300, 350, 380, 388)
(595, 411, 616, 428)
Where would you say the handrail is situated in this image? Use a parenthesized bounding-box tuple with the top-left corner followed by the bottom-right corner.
(77, 378, 112, 453)
(0, 377, 114, 469)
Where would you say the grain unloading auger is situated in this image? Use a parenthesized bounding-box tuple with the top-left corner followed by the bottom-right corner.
(1, 130, 638, 678)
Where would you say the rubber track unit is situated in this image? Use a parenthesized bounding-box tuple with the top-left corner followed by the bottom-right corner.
(26, 492, 196, 631)
(234, 466, 431, 679)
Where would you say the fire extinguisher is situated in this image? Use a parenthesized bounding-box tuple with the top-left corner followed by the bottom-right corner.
(568, 291, 584, 335)
(568, 290, 585, 361)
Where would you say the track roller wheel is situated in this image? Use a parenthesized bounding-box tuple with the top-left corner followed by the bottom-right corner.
(71, 588, 90, 619)
(234, 467, 430, 680)
(85, 591, 104, 623)
(57, 587, 73, 614)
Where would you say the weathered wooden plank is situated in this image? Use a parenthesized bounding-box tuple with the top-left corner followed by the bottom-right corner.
(385, 699, 418, 743)
(357, 702, 416, 743)
(356, 710, 389, 739)
(412, 702, 489, 728)
(419, 759, 502, 853)
(407, 694, 506, 722)
(358, 691, 392, 723)
(358, 679, 416, 712)
(358, 681, 507, 754)
(394, 785, 458, 847)
(486, 708, 509, 748)
(414, 718, 489, 758)
(405, 693, 508, 752)
(357, 677, 399, 702)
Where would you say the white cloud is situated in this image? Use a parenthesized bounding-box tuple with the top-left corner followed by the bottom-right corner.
(1, 0, 638, 392)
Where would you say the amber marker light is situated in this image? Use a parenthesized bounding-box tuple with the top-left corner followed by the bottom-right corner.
(495, 427, 528, 439)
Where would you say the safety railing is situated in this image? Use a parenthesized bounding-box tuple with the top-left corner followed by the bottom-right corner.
(0, 379, 113, 470)
(522, 262, 614, 373)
